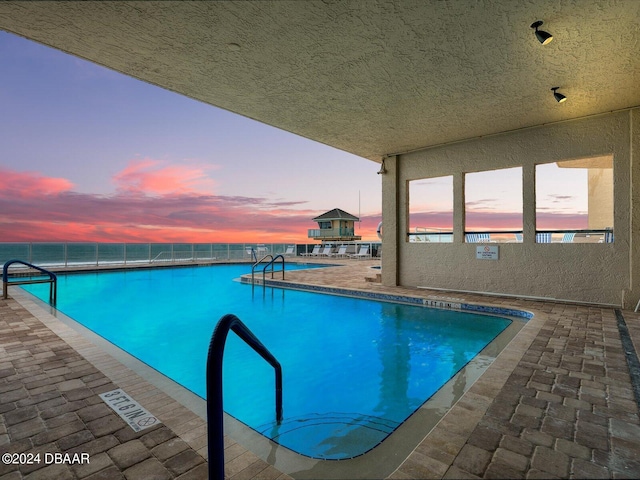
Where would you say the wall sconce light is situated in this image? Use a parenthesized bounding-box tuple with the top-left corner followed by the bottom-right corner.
(551, 87, 567, 103)
(377, 158, 387, 175)
(530, 21, 553, 45)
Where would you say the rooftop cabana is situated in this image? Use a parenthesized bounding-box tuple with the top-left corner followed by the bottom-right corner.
(308, 208, 361, 242)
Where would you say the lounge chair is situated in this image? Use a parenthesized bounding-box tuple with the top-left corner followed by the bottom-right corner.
(605, 229, 614, 243)
(301, 245, 321, 257)
(330, 245, 348, 257)
(465, 233, 491, 243)
(350, 245, 370, 259)
(562, 233, 575, 243)
(284, 245, 295, 256)
(536, 232, 552, 243)
(245, 247, 257, 261)
(318, 245, 333, 256)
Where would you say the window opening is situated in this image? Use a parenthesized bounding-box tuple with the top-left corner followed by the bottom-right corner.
(536, 156, 613, 243)
(408, 176, 453, 243)
(465, 167, 523, 243)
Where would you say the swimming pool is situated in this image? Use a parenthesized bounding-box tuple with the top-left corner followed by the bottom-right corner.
(23, 263, 512, 460)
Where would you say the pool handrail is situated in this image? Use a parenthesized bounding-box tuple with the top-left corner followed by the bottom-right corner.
(251, 254, 272, 284)
(262, 254, 285, 283)
(2, 259, 57, 306)
(206, 313, 283, 480)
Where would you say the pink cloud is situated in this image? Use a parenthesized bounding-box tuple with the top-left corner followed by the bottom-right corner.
(113, 158, 217, 196)
(410, 210, 589, 231)
(0, 167, 74, 198)
(0, 167, 381, 243)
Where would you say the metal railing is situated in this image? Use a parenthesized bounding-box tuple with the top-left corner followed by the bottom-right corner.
(407, 228, 615, 244)
(0, 242, 300, 268)
(307, 227, 357, 238)
(261, 254, 285, 283)
(206, 314, 282, 480)
(3, 259, 57, 305)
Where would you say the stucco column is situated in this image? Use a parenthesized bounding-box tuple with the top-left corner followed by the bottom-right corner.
(453, 173, 465, 243)
(523, 163, 536, 244)
(629, 109, 640, 308)
(381, 155, 398, 286)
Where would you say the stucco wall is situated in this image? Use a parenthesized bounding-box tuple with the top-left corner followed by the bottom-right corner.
(382, 109, 638, 306)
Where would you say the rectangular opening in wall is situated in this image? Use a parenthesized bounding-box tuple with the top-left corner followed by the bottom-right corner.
(536, 155, 613, 243)
(408, 175, 453, 242)
(465, 167, 523, 243)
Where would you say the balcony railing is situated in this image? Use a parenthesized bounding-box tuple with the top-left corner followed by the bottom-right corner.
(308, 228, 357, 238)
(0, 243, 295, 268)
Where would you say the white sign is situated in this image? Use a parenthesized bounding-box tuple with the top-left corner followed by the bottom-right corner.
(99, 389, 161, 432)
(476, 245, 499, 260)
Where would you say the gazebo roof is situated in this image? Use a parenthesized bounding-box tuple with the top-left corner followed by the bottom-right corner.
(312, 208, 360, 222)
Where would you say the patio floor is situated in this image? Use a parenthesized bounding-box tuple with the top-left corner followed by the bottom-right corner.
(1, 259, 639, 479)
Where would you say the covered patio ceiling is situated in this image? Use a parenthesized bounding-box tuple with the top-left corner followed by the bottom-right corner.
(1, 0, 639, 162)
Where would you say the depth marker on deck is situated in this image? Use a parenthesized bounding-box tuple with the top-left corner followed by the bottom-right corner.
(99, 388, 161, 432)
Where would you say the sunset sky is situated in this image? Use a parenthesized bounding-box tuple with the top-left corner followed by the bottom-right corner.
(0, 32, 381, 243)
(1, 32, 594, 244)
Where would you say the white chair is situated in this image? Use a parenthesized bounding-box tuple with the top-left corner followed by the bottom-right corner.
(350, 245, 370, 259)
(284, 245, 295, 256)
(465, 233, 491, 243)
(536, 233, 552, 243)
(301, 245, 321, 257)
(318, 245, 333, 256)
(330, 245, 348, 257)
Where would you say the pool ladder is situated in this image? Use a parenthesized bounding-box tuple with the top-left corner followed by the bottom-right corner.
(2, 259, 57, 306)
(206, 314, 282, 480)
(251, 254, 285, 285)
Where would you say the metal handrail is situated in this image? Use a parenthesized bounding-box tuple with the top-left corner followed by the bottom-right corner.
(2, 259, 57, 306)
(206, 314, 283, 480)
(251, 254, 273, 284)
(262, 254, 285, 283)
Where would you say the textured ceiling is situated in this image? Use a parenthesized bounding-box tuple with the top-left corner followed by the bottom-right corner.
(1, 1, 639, 162)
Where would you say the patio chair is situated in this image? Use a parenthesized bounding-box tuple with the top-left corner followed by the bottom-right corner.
(245, 247, 257, 261)
(318, 245, 333, 256)
(330, 245, 348, 257)
(465, 233, 491, 243)
(284, 245, 295, 256)
(301, 245, 321, 257)
(536, 232, 552, 243)
(605, 229, 614, 243)
(561, 233, 575, 243)
(350, 245, 370, 259)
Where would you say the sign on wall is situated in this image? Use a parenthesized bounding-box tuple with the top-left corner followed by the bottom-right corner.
(476, 245, 499, 260)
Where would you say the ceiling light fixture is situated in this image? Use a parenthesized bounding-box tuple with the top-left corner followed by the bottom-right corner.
(377, 158, 387, 175)
(551, 87, 567, 103)
(530, 21, 553, 45)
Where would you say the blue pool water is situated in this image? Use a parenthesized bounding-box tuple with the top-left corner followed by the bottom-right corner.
(23, 264, 511, 459)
